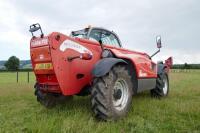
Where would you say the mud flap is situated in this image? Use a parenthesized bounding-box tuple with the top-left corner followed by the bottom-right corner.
(92, 58, 127, 77)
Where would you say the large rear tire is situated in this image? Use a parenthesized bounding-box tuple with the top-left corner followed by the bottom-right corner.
(34, 85, 73, 108)
(35, 90, 57, 108)
(91, 65, 134, 121)
(151, 72, 169, 98)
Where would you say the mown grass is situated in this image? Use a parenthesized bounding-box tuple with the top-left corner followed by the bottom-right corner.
(0, 72, 200, 133)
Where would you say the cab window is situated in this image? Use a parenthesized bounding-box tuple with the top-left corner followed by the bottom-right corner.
(88, 29, 102, 43)
(88, 28, 121, 47)
(101, 30, 120, 47)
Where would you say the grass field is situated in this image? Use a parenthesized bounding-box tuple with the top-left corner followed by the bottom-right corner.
(0, 72, 200, 133)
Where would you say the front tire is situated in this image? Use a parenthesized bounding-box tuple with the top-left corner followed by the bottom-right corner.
(91, 65, 134, 121)
(151, 72, 169, 98)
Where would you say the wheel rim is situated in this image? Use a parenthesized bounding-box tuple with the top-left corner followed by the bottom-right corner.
(163, 76, 168, 95)
(112, 79, 129, 111)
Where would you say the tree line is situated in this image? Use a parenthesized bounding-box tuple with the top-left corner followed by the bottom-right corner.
(172, 63, 200, 69)
(1, 56, 200, 71)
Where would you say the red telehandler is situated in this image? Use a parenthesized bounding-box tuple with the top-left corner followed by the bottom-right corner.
(29, 23, 172, 120)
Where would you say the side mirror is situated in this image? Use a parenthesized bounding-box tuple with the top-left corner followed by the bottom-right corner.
(156, 36, 162, 49)
(150, 35, 162, 58)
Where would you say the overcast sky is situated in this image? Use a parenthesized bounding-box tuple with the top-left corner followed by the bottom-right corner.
(0, 0, 200, 64)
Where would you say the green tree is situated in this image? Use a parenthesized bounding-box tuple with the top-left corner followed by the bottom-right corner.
(4, 56, 20, 71)
(184, 63, 190, 69)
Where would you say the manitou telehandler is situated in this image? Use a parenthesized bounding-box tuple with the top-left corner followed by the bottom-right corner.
(29, 23, 172, 120)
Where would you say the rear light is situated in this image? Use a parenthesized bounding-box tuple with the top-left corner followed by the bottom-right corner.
(80, 53, 92, 60)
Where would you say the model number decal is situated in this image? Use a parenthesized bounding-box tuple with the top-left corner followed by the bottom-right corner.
(31, 38, 48, 47)
(60, 40, 92, 55)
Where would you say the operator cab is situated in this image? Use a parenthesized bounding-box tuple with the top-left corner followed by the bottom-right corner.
(71, 27, 122, 48)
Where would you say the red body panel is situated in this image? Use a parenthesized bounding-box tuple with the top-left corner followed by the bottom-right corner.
(109, 49, 157, 78)
(49, 33, 102, 95)
(164, 57, 173, 73)
(30, 32, 158, 95)
(30, 37, 61, 93)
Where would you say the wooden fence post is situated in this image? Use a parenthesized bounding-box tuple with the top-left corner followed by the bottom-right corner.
(27, 71, 29, 83)
(16, 71, 18, 83)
